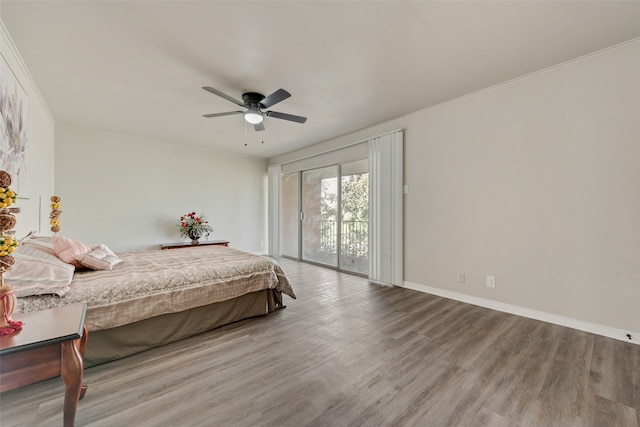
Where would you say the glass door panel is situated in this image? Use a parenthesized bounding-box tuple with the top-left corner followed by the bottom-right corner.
(339, 159, 369, 274)
(281, 172, 300, 258)
(302, 166, 338, 267)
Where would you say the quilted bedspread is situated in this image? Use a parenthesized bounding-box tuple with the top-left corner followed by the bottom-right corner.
(15, 246, 296, 331)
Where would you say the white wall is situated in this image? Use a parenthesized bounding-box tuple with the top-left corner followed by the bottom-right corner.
(270, 39, 640, 338)
(0, 19, 55, 237)
(55, 126, 267, 253)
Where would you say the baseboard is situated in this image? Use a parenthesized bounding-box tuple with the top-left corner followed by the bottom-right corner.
(402, 281, 639, 346)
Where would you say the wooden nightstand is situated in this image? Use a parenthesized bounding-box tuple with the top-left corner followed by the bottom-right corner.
(160, 240, 230, 250)
(0, 304, 88, 427)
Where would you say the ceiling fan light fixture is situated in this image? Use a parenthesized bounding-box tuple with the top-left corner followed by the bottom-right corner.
(202, 87, 306, 130)
(244, 111, 263, 124)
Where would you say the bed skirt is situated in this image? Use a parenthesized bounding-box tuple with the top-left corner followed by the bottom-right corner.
(84, 289, 283, 367)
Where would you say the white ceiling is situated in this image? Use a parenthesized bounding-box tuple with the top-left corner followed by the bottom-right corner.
(3, 1, 640, 158)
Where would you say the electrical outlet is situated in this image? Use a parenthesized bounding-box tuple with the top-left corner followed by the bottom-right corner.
(486, 275, 496, 288)
(458, 273, 465, 284)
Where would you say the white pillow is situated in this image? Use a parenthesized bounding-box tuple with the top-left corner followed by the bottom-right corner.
(20, 233, 54, 250)
(4, 244, 74, 297)
(76, 244, 123, 271)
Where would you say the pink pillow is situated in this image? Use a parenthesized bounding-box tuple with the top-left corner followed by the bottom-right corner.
(53, 236, 91, 268)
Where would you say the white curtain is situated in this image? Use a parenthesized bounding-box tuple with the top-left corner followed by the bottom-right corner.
(267, 165, 282, 256)
(369, 130, 403, 285)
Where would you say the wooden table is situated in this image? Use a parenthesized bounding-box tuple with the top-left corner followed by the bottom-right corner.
(160, 240, 230, 250)
(0, 304, 88, 427)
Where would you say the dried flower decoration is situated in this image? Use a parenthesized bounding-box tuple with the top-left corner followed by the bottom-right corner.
(0, 235, 18, 257)
(0, 186, 17, 208)
(0, 171, 18, 253)
(50, 195, 62, 233)
(0, 170, 22, 335)
(0, 171, 11, 189)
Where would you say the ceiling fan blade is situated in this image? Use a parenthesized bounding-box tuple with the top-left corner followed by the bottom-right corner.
(266, 110, 307, 123)
(202, 87, 244, 107)
(202, 111, 243, 118)
(254, 121, 265, 132)
(259, 89, 291, 108)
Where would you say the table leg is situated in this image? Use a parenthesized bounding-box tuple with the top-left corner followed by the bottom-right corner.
(61, 330, 86, 427)
(78, 326, 88, 400)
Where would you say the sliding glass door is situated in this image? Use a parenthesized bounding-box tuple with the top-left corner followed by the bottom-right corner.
(302, 166, 339, 267)
(339, 159, 369, 274)
(281, 159, 369, 275)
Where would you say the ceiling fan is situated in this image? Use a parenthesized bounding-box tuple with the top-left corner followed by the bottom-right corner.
(202, 87, 307, 131)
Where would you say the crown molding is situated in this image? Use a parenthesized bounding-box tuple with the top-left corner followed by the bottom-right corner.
(0, 18, 56, 124)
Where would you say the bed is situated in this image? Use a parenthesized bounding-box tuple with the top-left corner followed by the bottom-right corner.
(9, 235, 296, 366)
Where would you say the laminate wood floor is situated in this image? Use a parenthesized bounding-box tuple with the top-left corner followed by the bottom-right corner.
(1, 258, 638, 426)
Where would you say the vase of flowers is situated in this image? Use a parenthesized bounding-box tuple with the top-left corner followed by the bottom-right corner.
(178, 212, 213, 245)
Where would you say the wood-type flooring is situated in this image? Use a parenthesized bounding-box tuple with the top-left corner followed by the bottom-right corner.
(1, 258, 638, 426)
